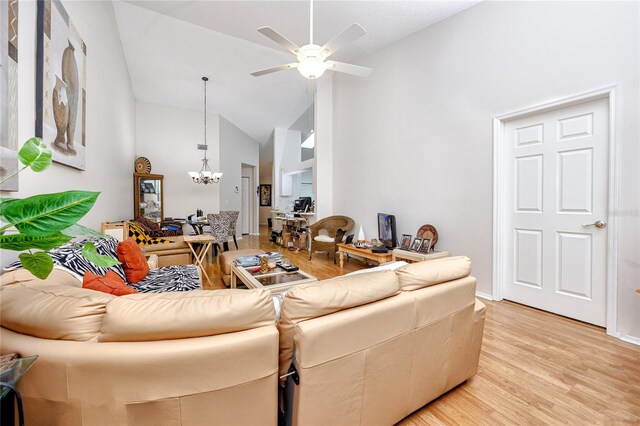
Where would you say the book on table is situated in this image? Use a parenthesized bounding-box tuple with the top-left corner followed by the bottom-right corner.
(236, 252, 284, 267)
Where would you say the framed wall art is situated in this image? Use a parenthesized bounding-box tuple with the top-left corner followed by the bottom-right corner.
(0, 0, 19, 191)
(260, 184, 272, 207)
(35, 0, 87, 170)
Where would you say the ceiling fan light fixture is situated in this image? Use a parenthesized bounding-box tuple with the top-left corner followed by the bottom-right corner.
(297, 56, 327, 79)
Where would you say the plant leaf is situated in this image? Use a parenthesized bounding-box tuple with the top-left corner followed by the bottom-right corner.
(2, 191, 99, 237)
(62, 223, 104, 238)
(0, 232, 72, 251)
(81, 242, 121, 267)
(19, 252, 54, 280)
(18, 137, 52, 172)
(0, 198, 17, 220)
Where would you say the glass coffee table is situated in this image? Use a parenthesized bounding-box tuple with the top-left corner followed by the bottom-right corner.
(230, 262, 317, 294)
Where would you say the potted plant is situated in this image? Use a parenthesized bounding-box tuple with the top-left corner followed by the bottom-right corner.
(0, 138, 118, 279)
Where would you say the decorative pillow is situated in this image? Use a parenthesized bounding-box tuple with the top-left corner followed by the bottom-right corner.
(116, 238, 150, 283)
(4, 236, 126, 282)
(128, 222, 168, 246)
(83, 270, 137, 296)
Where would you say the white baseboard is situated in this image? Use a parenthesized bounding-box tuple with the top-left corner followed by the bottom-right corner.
(475, 291, 493, 301)
(618, 334, 640, 346)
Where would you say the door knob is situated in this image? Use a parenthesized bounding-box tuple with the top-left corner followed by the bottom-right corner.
(582, 220, 607, 228)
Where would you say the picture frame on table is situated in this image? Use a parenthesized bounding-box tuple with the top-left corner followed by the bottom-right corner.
(419, 238, 432, 253)
(410, 238, 422, 252)
(400, 234, 412, 250)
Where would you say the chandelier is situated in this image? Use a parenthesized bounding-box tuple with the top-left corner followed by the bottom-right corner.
(189, 77, 222, 184)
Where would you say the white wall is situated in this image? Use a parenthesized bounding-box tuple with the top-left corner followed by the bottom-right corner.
(1, 1, 136, 266)
(315, 75, 333, 219)
(273, 127, 301, 209)
(219, 116, 259, 235)
(136, 102, 220, 219)
(259, 132, 274, 225)
(331, 1, 639, 340)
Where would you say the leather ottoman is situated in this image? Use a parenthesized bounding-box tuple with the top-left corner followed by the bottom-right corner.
(219, 249, 265, 287)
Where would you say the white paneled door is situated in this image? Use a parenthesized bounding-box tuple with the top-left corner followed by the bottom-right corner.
(241, 177, 250, 234)
(503, 98, 608, 326)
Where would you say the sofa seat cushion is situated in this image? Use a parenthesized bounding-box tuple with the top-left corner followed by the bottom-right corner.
(395, 256, 471, 291)
(129, 265, 201, 293)
(278, 270, 400, 378)
(0, 269, 113, 341)
(219, 249, 265, 276)
(99, 288, 276, 342)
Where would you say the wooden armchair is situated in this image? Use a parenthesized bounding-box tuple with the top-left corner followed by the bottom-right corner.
(307, 215, 355, 261)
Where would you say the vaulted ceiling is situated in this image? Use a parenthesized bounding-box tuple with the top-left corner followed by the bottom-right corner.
(113, 0, 479, 143)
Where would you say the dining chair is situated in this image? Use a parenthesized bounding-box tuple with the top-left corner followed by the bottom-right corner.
(207, 213, 232, 259)
(221, 211, 240, 249)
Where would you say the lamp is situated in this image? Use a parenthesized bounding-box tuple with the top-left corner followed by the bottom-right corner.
(297, 56, 327, 79)
(189, 77, 222, 185)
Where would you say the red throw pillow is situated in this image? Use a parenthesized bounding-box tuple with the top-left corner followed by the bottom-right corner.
(116, 238, 150, 283)
(83, 271, 137, 296)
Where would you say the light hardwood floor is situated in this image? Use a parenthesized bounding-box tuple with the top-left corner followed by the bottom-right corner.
(202, 227, 640, 425)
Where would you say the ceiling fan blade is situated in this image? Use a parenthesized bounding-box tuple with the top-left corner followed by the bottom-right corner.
(321, 23, 366, 57)
(257, 27, 300, 55)
(250, 63, 298, 77)
(326, 60, 373, 78)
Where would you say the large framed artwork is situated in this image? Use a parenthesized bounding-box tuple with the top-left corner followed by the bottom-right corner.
(260, 184, 272, 207)
(36, 0, 87, 170)
(0, 0, 19, 191)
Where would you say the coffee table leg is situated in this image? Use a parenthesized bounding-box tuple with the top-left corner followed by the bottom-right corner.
(339, 251, 344, 268)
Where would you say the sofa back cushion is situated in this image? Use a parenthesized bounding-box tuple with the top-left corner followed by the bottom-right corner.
(278, 270, 399, 378)
(0, 269, 112, 341)
(395, 256, 471, 291)
(99, 288, 276, 342)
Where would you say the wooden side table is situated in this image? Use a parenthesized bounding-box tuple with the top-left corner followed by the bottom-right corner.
(336, 243, 393, 268)
(391, 249, 450, 263)
(183, 234, 214, 286)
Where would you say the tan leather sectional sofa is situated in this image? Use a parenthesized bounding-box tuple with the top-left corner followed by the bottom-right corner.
(142, 236, 192, 267)
(0, 256, 485, 426)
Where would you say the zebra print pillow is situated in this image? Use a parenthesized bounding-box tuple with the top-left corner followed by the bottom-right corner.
(129, 265, 201, 293)
(6, 237, 127, 282)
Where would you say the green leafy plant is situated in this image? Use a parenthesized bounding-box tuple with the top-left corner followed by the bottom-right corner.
(0, 138, 120, 279)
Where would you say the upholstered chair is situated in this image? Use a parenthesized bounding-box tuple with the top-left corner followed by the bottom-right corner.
(207, 213, 232, 259)
(221, 211, 240, 249)
(307, 215, 355, 261)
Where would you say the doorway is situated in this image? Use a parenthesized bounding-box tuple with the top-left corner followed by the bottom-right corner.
(241, 163, 257, 236)
(493, 87, 618, 330)
(241, 176, 250, 234)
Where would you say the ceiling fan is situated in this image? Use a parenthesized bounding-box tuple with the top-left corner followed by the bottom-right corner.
(250, 0, 373, 80)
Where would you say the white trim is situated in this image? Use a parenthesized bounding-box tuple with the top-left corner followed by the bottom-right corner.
(492, 85, 620, 338)
(618, 334, 640, 346)
(475, 291, 494, 301)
